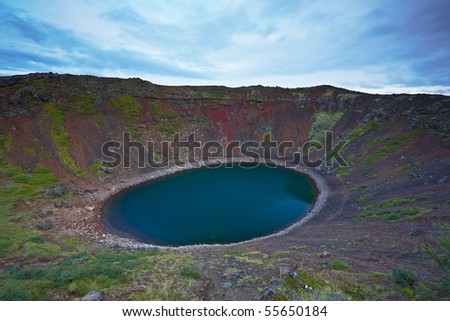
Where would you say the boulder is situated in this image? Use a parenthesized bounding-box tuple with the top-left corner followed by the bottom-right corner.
(437, 176, 448, 184)
(100, 166, 114, 174)
(36, 219, 53, 230)
(260, 286, 278, 301)
(222, 282, 233, 290)
(54, 201, 66, 208)
(279, 266, 292, 278)
(83, 189, 98, 195)
(81, 291, 103, 301)
(225, 272, 242, 282)
(320, 251, 331, 258)
(408, 228, 425, 236)
(50, 184, 66, 197)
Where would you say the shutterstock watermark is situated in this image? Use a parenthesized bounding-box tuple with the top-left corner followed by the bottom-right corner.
(101, 131, 348, 169)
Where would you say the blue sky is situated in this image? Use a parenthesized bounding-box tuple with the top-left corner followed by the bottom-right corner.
(1, 0, 449, 94)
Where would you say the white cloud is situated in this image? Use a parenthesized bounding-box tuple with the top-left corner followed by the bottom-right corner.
(350, 85, 450, 95)
(2, 0, 449, 95)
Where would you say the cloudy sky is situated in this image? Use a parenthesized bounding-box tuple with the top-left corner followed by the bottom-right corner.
(1, 0, 449, 94)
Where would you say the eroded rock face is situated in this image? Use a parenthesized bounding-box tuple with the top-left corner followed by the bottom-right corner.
(1, 72, 449, 184)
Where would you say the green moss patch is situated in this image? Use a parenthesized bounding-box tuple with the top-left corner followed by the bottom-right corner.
(349, 184, 368, 192)
(111, 95, 142, 132)
(0, 251, 156, 300)
(74, 96, 96, 116)
(335, 167, 350, 177)
(149, 100, 176, 119)
(157, 122, 179, 136)
(362, 128, 423, 165)
(183, 87, 230, 100)
(308, 110, 344, 142)
(353, 207, 429, 223)
(356, 193, 373, 203)
(88, 161, 111, 180)
(348, 120, 380, 141)
(180, 266, 201, 280)
(331, 259, 353, 271)
(353, 196, 430, 223)
(364, 196, 428, 210)
(8, 164, 58, 186)
(43, 103, 86, 177)
(392, 268, 417, 288)
(131, 251, 198, 300)
(21, 241, 63, 260)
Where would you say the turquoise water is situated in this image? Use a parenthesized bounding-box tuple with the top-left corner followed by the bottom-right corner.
(103, 164, 316, 246)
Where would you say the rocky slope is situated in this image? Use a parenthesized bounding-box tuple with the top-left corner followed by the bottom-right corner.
(0, 73, 449, 300)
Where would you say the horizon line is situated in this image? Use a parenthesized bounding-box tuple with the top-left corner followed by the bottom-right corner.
(1, 71, 449, 97)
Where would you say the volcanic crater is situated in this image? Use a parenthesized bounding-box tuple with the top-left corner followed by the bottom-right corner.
(0, 73, 449, 300)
